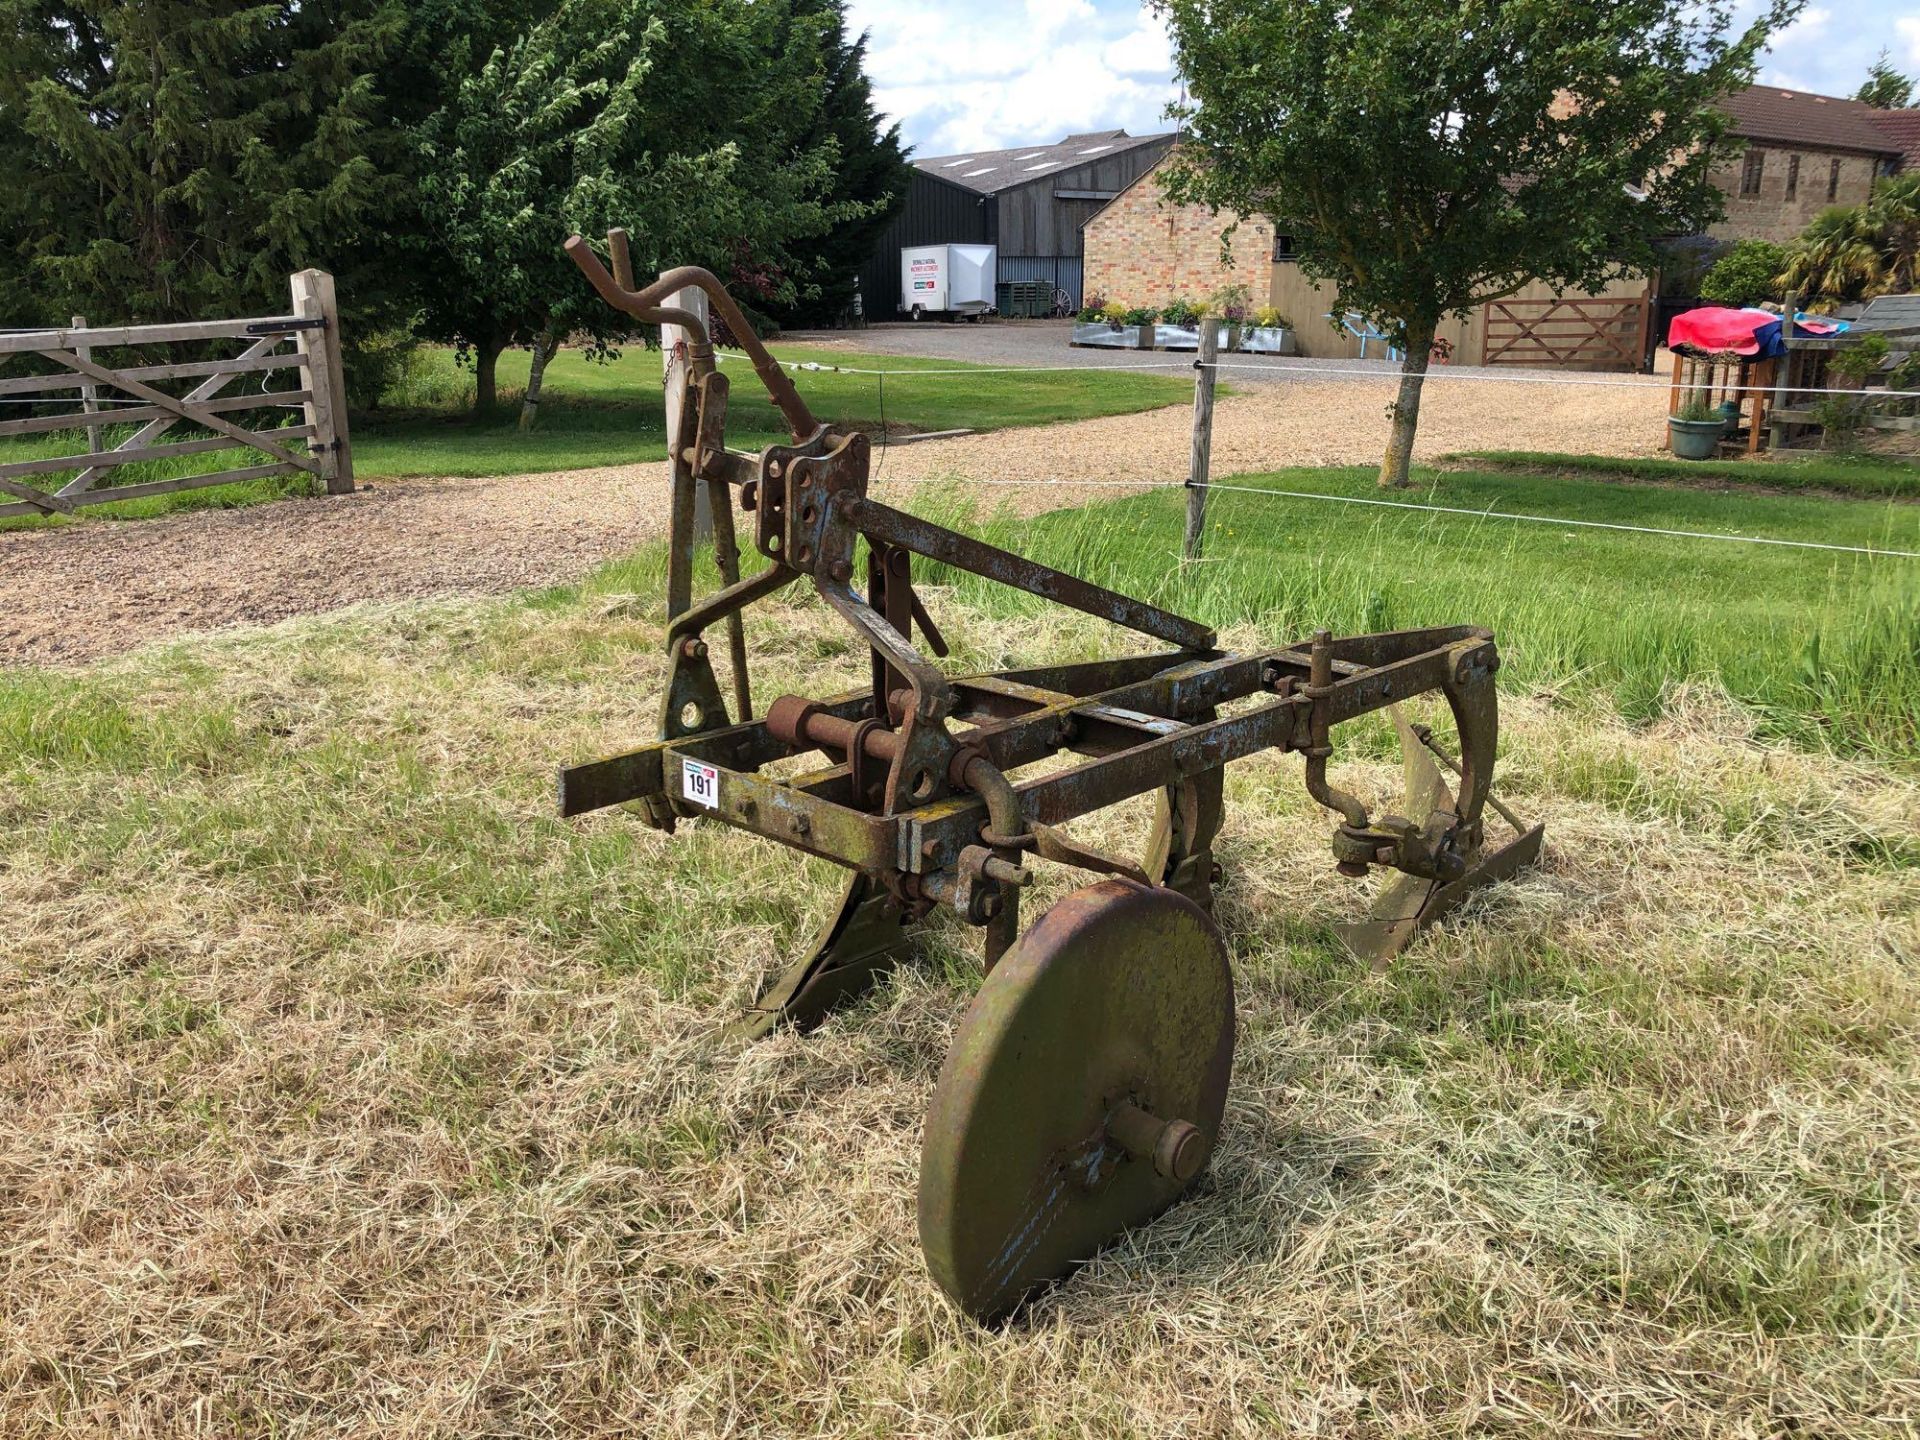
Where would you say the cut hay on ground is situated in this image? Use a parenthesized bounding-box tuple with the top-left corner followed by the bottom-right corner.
(1, 587, 1916, 1437)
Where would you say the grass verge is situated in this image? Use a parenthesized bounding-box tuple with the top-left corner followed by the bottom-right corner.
(1457, 449, 1920, 500)
(0, 567, 1915, 1435)
(908, 466, 1920, 758)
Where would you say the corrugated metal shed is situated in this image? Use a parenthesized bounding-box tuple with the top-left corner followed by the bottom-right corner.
(854, 129, 1175, 318)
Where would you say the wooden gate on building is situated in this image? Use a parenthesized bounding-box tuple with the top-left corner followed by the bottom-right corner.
(0, 269, 352, 522)
(1478, 295, 1652, 370)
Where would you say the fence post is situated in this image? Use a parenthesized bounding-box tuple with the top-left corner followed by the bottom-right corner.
(1770, 289, 1797, 454)
(71, 315, 102, 456)
(663, 284, 713, 548)
(289, 269, 354, 494)
(1183, 320, 1219, 562)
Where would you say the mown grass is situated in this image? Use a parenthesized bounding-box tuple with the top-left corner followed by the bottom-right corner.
(905, 465, 1920, 758)
(353, 343, 1193, 480)
(0, 343, 1191, 531)
(1, 568, 1915, 1435)
(1461, 448, 1920, 499)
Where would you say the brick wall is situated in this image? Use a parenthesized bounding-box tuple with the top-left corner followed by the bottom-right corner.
(1081, 163, 1273, 308)
(1707, 146, 1884, 243)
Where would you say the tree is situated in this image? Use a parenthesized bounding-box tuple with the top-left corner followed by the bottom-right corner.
(407, 0, 863, 418)
(761, 0, 911, 328)
(1868, 173, 1920, 294)
(1155, 0, 1798, 487)
(0, 1, 408, 324)
(1856, 49, 1915, 109)
(1779, 206, 1888, 304)
(1699, 239, 1789, 307)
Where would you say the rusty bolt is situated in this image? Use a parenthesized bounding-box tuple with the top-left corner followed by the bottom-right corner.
(680, 637, 708, 660)
(830, 560, 852, 583)
(979, 892, 1003, 920)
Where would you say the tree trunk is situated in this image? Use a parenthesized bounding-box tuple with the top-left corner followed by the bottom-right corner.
(518, 328, 556, 433)
(473, 340, 505, 418)
(1377, 318, 1438, 489)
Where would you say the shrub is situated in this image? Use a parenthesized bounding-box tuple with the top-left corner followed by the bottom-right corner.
(1077, 294, 1108, 323)
(1699, 239, 1789, 308)
(1100, 301, 1128, 325)
(1121, 305, 1160, 327)
(1252, 305, 1293, 329)
(1209, 282, 1253, 324)
(1160, 298, 1202, 326)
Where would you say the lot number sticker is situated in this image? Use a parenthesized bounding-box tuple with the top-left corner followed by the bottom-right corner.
(682, 758, 720, 810)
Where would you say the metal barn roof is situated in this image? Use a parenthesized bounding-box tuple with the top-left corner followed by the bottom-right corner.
(912, 129, 1175, 195)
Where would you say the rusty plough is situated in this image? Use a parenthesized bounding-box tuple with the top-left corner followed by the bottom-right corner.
(557, 233, 1543, 1322)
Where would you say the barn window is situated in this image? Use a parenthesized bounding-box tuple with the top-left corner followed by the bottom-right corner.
(1272, 233, 1298, 262)
(1740, 149, 1764, 196)
(1829, 157, 1842, 201)
(1785, 153, 1800, 200)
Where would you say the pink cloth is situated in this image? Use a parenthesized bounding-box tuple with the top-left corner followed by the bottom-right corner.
(1667, 307, 1779, 355)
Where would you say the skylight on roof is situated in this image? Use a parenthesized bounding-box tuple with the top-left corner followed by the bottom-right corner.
(1015, 151, 1046, 160)
(941, 158, 972, 167)
(1078, 144, 1114, 155)
(964, 167, 996, 176)
(1024, 162, 1056, 171)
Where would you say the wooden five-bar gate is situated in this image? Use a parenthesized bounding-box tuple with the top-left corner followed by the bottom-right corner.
(0, 269, 352, 521)
(1479, 294, 1652, 370)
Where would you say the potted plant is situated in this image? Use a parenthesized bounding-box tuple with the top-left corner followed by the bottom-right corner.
(1240, 305, 1298, 355)
(1071, 295, 1133, 348)
(1209, 283, 1253, 351)
(1121, 304, 1160, 349)
(1155, 297, 1205, 349)
(1668, 395, 1724, 460)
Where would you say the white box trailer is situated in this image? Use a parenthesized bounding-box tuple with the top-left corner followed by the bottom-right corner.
(900, 244, 996, 320)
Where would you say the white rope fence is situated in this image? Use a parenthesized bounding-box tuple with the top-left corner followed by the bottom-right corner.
(719, 349, 1920, 400)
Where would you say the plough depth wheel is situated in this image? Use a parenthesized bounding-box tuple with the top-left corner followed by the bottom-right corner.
(918, 880, 1235, 1321)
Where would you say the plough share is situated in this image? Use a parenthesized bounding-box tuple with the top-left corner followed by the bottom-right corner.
(557, 233, 1543, 1322)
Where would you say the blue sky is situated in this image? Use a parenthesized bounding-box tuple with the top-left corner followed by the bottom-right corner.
(847, 0, 1920, 159)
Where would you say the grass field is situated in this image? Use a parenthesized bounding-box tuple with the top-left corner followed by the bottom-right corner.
(2, 540, 1915, 1434)
(0, 343, 1192, 532)
(1460, 449, 1920, 500)
(900, 466, 1919, 759)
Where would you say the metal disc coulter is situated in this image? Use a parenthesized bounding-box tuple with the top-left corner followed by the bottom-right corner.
(555, 238, 1544, 1322)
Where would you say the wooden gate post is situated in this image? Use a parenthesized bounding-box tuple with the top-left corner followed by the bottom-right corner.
(290, 269, 354, 494)
(1183, 321, 1219, 561)
(71, 315, 102, 455)
(663, 283, 713, 546)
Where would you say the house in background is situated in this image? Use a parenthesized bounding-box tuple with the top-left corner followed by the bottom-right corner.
(1709, 86, 1901, 242)
(1082, 158, 1654, 370)
(855, 129, 1174, 319)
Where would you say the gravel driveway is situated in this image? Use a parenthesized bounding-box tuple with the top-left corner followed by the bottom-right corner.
(0, 357, 1667, 665)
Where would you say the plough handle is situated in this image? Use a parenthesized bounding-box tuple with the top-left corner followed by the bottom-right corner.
(563, 232, 819, 444)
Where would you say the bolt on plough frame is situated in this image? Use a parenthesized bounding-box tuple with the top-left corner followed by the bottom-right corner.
(557, 233, 1544, 1322)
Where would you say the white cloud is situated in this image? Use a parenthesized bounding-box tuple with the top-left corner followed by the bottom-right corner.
(1770, 5, 1832, 48)
(1105, 20, 1173, 76)
(848, 0, 1180, 154)
(1899, 14, 1920, 67)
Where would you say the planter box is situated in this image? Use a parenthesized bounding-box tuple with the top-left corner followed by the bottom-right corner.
(1240, 325, 1298, 355)
(1071, 322, 1152, 349)
(1668, 416, 1723, 460)
(1155, 321, 1235, 352)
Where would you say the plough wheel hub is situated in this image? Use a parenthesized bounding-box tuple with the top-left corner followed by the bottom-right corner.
(918, 879, 1235, 1322)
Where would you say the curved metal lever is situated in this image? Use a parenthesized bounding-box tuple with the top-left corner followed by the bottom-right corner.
(562, 230, 819, 443)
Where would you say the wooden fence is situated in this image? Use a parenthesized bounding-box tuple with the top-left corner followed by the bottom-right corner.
(0, 269, 352, 520)
(1478, 295, 1651, 370)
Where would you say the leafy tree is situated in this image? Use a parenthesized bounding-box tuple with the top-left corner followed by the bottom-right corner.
(1856, 49, 1915, 109)
(0, 1, 408, 324)
(1868, 173, 1920, 294)
(407, 0, 862, 418)
(1699, 239, 1789, 307)
(761, 0, 911, 328)
(1780, 205, 1888, 304)
(1154, 0, 1798, 487)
